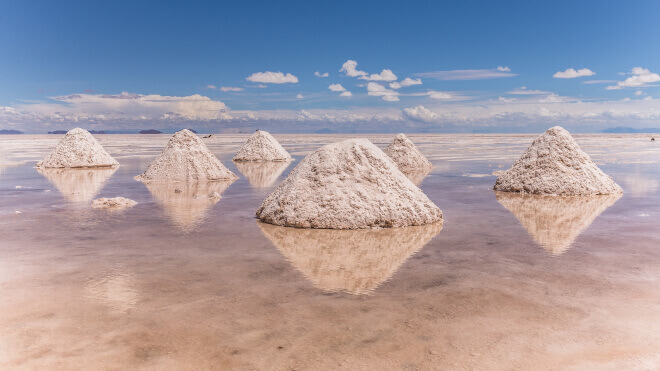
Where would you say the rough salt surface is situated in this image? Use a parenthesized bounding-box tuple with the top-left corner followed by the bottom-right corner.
(384, 133, 433, 172)
(91, 197, 137, 209)
(135, 129, 237, 182)
(37, 128, 119, 168)
(256, 138, 442, 229)
(233, 130, 293, 162)
(494, 126, 623, 195)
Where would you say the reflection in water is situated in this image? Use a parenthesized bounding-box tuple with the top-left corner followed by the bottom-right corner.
(37, 167, 117, 203)
(258, 221, 443, 295)
(495, 192, 621, 255)
(400, 167, 431, 186)
(84, 270, 139, 314)
(234, 161, 290, 189)
(144, 180, 234, 233)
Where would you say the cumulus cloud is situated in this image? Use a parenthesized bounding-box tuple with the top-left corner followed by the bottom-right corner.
(246, 71, 299, 84)
(390, 77, 422, 89)
(635, 90, 644, 96)
(497, 66, 511, 72)
(538, 93, 567, 103)
(366, 82, 399, 101)
(220, 86, 244, 92)
(315, 71, 329, 77)
(507, 86, 551, 95)
(427, 91, 452, 100)
(340, 60, 367, 77)
(606, 67, 660, 90)
(402, 105, 439, 122)
(553, 68, 596, 79)
(416, 67, 517, 80)
(328, 84, 347, 92)
(296, 94, 304, 99)
(359, 69, 397, 82)
(340, 91, 353, 97)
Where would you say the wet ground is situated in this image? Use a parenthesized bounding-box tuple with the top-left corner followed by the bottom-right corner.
(1, 133, 659, 369)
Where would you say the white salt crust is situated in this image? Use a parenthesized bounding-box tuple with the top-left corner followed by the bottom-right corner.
(494, 126, 623, 195)
(91, 197, 137, 209)
(233, 130, 293, 162)
(135, 129, 237, 182)
(256, 138, 442, 229)
(37, 128, 119, 168)
(385, 133, 433, 172)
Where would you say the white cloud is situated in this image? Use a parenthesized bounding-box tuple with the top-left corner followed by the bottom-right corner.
(328, 84, 347, 92)
(507, 86, 551, 95)
(246, 71, 299, 84)
(366, 82, 399, 101)
(607, 67, 660, 90)
(427, 91, 452, 100)
(581, 80, 617, 84)
(538, 93, 567, 103)
(553, 68, 595, 79)
(497, 66, 511, 72)
(296, 94, 304, 99)
(315, 71, 329, 78)
(402, 105, 439, 122)
(416, 67, 517, 80)
(635, 90, 644, 96)
(340, 60, 367, 77)
(206, 84, 217, 89)
(340, 91, 353, 97)
(359, 69, 397, 82)
(390, 77, 422, 89)
(220, 86, 244, 92)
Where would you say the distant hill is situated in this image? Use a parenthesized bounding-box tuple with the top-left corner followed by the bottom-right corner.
(47, 130, 68, 134)
(315, 128, 337, 134)
(0, 129, 23, 134)
(186, 128, 198, 134)
(602, 127, 660, 133)
(89, 130, 107, 134)
(139, 129, 163, 134)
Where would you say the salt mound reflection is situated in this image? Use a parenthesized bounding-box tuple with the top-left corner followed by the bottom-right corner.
(145, 180, 234, 233)
(400, 167, 431, 186)
(495, 191, 621, 255)
(84, 271, 139, 314)
(258, 221, 443, 295)
(37, 167, 117, 203)
(234, 161, 290, 189)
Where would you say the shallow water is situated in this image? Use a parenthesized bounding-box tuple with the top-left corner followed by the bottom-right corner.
(1, 134, 659, 369)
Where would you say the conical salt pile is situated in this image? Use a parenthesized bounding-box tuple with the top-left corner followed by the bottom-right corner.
(495, 192, 621, 255)
(384, 133, 432, 172)
(494, 126, 623, 195)
(37, 128, 119, 168)
(233, 130, 293, 162)
(259, 221, 442, 295)
(256, 138, 442, 229)
(135, 129, 237, 182)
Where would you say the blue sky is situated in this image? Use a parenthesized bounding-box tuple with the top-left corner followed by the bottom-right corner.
(1, 0, 660, 133)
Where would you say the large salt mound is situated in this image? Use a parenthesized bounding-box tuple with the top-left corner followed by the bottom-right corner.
(37, 128, 119, 168)
(494, 126, 623, 195)
(135, 129, 237, 182)
(385, 133, 432, 172)
(233, 130, 292, 162)
(259, 221, 442, 295)
(256, 138, 442, 229)
(496, 192, 621, 255)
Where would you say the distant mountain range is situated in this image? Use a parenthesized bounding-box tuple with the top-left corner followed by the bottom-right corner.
(601, 127, 660, 133)
(0, 129, 23, 134)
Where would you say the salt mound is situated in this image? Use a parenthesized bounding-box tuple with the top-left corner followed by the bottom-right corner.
(135, 129, 237, 182)
(37, 128, 119, 168)
(38, 167, 117, 203)
(259, 221, 442, 295)
(92, 197, 137, 209)
(233, 130, 292, 162)
(496, 191, 621, 255)
(385, 133, 432, 172)
(256, 138, 442, 229)
(494, 126, 622, 195)
(145, 180, 234, 233)
(235, 161, 290, 189)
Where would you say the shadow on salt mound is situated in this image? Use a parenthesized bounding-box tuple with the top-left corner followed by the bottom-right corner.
(495, 191, 621, 255)
(258, 221, 443, 295)
(144, 180, 235, 233)
(234, 161, 290, 189)
(37, 167, 117, 203)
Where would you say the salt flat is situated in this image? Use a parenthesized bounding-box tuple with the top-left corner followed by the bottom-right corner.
(0, 133, 658, 369)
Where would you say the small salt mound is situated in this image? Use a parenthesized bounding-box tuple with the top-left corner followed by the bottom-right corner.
(494, 126, 623, 195)
(496, 192, 621, 255)
(91, 197, 137, 209)
(233, 130, 293, 162)
(37, 128, 119, 168)
(385, 133, 432, 172)
(135, 129, 237, 182)
(259, 221, 442, 295)
(256, 138, 442, 229)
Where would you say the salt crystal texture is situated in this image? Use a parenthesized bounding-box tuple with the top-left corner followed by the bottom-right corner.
(494, 126, 623, 195)
(385, 133, 433, 172)
(37, 128, 119, 168)
(256, 138, 442, 229)
(233, 130, 293, 162)
(135, 129, 237, 182)
(91, 197, 137, 209)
